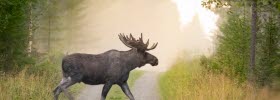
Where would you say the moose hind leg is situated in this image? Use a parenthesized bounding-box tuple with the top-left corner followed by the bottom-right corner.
(119, 82, 135, 100)
(54, 77, 77, 100)
(53, 86, 62, 100)
(62, 77, 78, 100)
(53, 78, 68, 100)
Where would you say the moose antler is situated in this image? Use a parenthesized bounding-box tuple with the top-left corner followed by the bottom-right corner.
(118, 33, 158, 51)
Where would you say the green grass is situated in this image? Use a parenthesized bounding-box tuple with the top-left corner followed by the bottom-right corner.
(107, 70, 144, 100)
(0, 52, 86, 100)
(0, 67, 85, 100)
(159, 58, 280, 100)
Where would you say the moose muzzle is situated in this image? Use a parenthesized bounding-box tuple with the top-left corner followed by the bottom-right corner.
(151, 58, 158, 66)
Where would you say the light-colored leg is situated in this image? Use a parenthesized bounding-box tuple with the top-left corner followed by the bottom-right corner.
(53, 77, 76, 100)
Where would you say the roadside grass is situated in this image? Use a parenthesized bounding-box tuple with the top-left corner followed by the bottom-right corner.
(0, 67, 85, 100)
(0, 63, 142, 100)
(159, 58, 280, 100)
(107, 70, 144, 100)
(0, 52, 86, 100)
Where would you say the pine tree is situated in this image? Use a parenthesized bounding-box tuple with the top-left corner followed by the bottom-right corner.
(0, 0, 31, 70)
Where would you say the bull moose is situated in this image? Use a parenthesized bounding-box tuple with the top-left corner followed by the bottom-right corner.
(53, 33, 158, 100)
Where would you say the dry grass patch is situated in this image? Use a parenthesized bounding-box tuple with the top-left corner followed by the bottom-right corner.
(159, 58, 280, 100)
(0, 68, 84, 100)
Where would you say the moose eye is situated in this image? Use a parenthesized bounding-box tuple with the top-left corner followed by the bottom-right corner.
(144, 52, 148, 57)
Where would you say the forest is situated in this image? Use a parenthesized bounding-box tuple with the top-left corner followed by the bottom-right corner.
(0, 0, 87, 99)
(0, 0, 279, 100)
(160, 0, 280, 99)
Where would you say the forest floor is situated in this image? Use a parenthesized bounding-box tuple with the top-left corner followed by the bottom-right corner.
(77, 71, 160, 100)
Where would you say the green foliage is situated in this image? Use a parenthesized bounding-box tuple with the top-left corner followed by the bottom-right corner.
(0, 0, 88, 98)
(27, 50, 64, 74)
(0, 0, 89, 99)
(0, 0, 37, 70)
(256, 17, 280, 86)
(0, 0, 88, 70)
(202, 0, 280, 11)
(202, 13, 251, 82)
(202, 0, 280, 86)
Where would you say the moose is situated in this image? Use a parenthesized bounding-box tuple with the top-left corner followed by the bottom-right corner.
(53, 33, 158, 100)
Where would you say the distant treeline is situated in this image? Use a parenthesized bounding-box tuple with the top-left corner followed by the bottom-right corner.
(0, 0, 87, 71)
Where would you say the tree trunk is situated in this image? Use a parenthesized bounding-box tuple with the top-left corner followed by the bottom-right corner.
(249, 0, 257, 82)
(28, 2, 33, 56)
(48, 15, 51, 52)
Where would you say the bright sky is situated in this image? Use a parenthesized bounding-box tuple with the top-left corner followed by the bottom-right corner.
(172, 0, 218, 41)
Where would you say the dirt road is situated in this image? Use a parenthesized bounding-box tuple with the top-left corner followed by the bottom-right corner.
(132, 71, 160, 100)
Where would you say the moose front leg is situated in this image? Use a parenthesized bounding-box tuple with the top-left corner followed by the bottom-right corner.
(101, 82, 113, 100)
(119, 82, 135, 100)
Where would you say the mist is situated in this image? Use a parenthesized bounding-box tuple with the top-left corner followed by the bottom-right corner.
(73, 0, 217, 72)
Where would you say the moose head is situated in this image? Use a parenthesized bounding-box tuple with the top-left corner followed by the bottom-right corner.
(118, 33, 158, 66)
